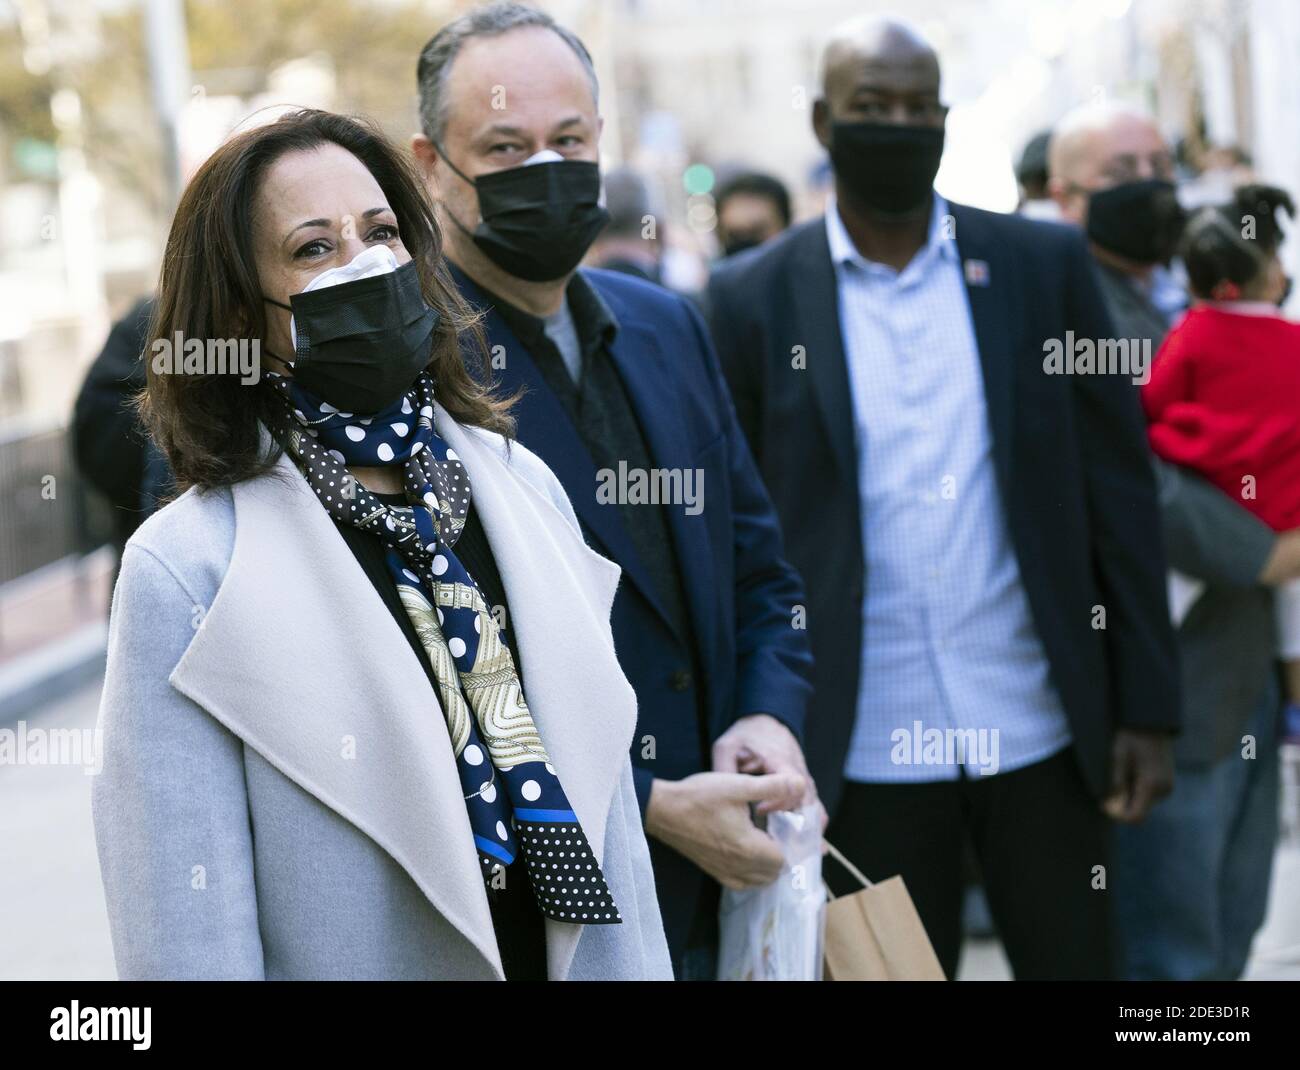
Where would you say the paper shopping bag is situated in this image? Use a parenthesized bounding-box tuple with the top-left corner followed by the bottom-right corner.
(822, 841, 946, 980)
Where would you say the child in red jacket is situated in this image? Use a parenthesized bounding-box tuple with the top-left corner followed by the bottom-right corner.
(1142, 184, 1300, 727)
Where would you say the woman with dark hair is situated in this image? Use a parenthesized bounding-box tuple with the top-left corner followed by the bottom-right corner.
(91, 109, 671, 980)
(1142, 183, 1300, 734)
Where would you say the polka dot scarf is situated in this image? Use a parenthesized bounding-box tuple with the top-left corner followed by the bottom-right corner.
(268, 372, 621, 926)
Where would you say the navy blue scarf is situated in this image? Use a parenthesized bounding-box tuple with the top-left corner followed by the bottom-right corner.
(269, 372, 620, 926)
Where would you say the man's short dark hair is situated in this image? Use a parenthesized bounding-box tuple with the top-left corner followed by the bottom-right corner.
(1016, 130, 1052, 199)
(715, 171, 792, 227)
(417, 1, 599, 145)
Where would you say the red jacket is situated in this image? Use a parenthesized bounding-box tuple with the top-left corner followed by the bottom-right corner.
(1143, 304, 1300, 531)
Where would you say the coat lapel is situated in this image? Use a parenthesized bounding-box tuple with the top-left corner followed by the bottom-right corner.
(604, 316, 719, 672)
(168, 450, 504, 976)
(169, 419, 638, 980)
(790, 222, 856, 480)
(951, 203, 1020, 498)
(437, 410, 638, 981)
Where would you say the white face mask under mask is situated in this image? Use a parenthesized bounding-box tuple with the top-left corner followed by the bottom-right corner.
(285, 244, 400, 349)
(521, 149, 564, 167)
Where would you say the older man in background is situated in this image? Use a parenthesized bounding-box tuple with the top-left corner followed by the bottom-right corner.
(1051, 102, 1300, 979)
(1048, 103, 1188, 339)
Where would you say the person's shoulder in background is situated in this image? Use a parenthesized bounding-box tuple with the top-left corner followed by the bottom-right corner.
(73, 295, 158, 509)
(1155, 303, 1293, 367)
(710, 217, 824, 294)
(90, 296, 155, 385)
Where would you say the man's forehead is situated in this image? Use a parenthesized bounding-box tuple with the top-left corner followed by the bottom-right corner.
(1101, 115, 1166, 151)
(443, 27, 595, 129)
(826, 50, 940, 96)
(1084, 116, 1167, 171)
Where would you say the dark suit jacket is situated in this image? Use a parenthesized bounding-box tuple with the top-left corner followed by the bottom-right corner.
(708, 205, 1181, 815)
(450, 264, 813, 958)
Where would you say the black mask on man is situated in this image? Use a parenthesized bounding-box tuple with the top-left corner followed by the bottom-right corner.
(829, 121, 945, 216)
(264, 259, 439, 415)
(721, 235, 764, 258)
(1086, 179, 1187, 265)
(438, 148, 610, 282)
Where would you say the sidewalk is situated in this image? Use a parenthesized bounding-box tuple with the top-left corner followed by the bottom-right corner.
(3, 674, 1299, 980)
(0, 677, 115, 980)
(957, 843, 1300, 979)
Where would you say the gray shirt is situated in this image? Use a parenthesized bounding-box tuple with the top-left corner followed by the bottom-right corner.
(543, 298, 583, 383)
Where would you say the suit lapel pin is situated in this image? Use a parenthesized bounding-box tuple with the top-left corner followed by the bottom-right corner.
(964, 259, 991, 287)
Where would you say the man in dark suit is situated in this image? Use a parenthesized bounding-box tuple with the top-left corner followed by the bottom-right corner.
(411, 2, 816, 978)
(709, 16, 1180, 979)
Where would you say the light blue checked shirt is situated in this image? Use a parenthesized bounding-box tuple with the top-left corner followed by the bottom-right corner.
(829, 193, 1073, 782)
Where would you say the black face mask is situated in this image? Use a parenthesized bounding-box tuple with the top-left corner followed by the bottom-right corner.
(264, 259, 439, 415)
(829, 121, 945, 216)
(438, 149, 610, 282)
(1086, 179, 1187, 265)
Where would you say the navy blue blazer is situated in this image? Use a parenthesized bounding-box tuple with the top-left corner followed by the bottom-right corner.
(449, 264, 813, 957)
(708, 205, 1181, 816)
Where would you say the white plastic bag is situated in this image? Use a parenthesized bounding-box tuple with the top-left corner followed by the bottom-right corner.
(716, 803, 825, 981)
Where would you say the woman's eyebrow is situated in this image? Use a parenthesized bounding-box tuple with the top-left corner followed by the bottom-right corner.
(281, 207, 392, 246)
(282, 217, 330, 246)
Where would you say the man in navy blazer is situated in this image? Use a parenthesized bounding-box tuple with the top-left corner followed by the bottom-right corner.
(411, 3, 815, 977)
(709, 17, 1180, 979)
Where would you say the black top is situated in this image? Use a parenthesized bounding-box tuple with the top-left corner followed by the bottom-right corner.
(333, 490, 547, 981)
